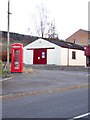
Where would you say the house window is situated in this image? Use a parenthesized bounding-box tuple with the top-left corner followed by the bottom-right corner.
(88, 39, 90, 45)
(73, 39, 76, 44)
(72, 51, 76, 59)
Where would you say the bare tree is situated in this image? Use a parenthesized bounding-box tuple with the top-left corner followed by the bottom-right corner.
(47, 20, 58, 39)
(32, 4, 58, 39)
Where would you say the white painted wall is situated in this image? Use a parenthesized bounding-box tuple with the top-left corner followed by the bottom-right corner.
(59, 47, 86, 66)
(23, 49, 33, 64)
(68, 49, 86, 66)
(23, 38, 61, 65)
(23, 38, 86, 66)
(47, 46, 61, 65)
(60, 47, 68, 66)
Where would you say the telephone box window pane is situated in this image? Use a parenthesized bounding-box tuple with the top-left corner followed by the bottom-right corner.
(14, 50, 20, 69)
(72, 51, 76, 59)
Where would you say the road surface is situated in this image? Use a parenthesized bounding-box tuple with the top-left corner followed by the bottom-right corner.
(2, 87, 89, 119)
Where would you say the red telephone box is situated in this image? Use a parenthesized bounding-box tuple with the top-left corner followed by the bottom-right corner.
(11, 43, 23, 73)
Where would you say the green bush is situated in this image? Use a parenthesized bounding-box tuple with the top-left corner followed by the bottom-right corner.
(0, 60, 2, 74)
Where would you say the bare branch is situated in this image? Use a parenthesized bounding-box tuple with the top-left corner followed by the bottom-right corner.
(30, 3, 59, 39)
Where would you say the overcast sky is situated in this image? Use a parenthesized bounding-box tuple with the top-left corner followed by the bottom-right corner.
(0, 0, 89, 39)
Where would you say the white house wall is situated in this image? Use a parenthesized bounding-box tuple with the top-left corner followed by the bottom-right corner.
(47, 47, 61, 65)
(60, 48, 68, 66)
(23, 39, 61, 65)
(68, 49, 86, 66)
(60, 47, 86, 66)
(23, 50, 33, 64)
(23, 38, 86, 66)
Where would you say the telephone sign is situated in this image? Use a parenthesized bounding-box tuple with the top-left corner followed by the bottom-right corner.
(11, 43, 23, 73)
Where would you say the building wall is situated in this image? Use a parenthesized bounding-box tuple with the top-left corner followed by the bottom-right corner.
(66, 29, 88, 46)
(47, 47, 61, 65)
(68, 49, 86, 66)
(60, 47, 68, 66)
(60, 47, 86, 66)
(23, 49, 33, 64)
(23, 38, 86, 66)
(23, 39, 61, 65)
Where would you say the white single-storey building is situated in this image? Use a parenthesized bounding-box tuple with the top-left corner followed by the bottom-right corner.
(23, 38, 86, 66)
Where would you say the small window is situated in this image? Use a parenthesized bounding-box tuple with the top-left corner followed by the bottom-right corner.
(88, 39, 90, 45)
(42, 52, 45, 58)
(72, 51, 76, 59)
(73, 39, 76, 44)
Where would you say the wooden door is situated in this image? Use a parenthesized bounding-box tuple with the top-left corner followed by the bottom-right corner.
(33, 49, 47, 64)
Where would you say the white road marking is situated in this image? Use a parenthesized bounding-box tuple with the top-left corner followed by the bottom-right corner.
(0, 77, 12, 82)
(69, 112, 90, 120)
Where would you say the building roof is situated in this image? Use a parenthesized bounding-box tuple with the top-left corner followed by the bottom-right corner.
(27, 38, 84, 51)
(43, 38, 84, 51)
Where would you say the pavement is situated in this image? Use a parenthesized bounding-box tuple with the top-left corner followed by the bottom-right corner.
(0, 65, 89, 99)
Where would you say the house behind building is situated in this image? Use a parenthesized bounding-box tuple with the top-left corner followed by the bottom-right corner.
(66, 29, 90, 46)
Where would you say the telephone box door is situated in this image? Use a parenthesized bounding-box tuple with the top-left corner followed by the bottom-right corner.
(11, 43, 23, 73)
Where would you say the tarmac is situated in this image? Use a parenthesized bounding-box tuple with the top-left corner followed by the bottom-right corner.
(0, 65, 89, 99)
